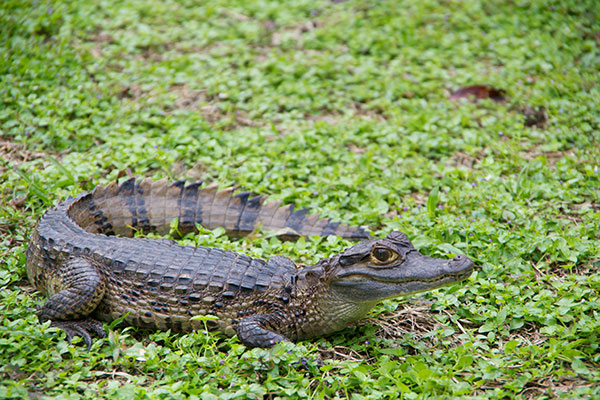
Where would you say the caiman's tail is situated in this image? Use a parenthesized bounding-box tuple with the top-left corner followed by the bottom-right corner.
(67, 177, 369, 240)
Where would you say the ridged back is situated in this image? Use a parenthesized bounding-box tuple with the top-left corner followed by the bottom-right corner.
(67, 178, 369, 240)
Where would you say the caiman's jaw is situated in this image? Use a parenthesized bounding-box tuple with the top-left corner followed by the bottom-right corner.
(328, 231, 474, 303)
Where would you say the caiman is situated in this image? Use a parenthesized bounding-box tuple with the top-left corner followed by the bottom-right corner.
(26, 178, 474, 348)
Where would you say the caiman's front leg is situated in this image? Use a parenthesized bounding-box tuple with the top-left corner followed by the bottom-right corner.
(38, 257, 107, 348)
(236, 314, 291, 348)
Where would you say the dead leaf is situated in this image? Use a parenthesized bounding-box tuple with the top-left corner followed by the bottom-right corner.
(90, 47, 102, 58)
(9, 196, 27, 208)
(449, 85, 505, 102)
(520, 105, 547, 127)
(347, 143, 366, 154)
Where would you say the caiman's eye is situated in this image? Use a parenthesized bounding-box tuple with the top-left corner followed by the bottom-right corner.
(370, 247, 398, 264)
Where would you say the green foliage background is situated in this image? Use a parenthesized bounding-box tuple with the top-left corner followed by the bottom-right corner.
(1, 0, 599, 398)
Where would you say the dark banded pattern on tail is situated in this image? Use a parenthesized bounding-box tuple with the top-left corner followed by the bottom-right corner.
(68, 178, 369, 241)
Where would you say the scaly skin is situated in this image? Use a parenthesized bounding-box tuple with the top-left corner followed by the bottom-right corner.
(26, 178, 473, 348)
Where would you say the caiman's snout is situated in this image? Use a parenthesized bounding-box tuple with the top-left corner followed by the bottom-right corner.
(404, 252, 474, 284)
(448, 254, 474, 275)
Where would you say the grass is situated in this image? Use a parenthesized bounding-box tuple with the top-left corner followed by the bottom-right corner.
(1, 0, 599, 398)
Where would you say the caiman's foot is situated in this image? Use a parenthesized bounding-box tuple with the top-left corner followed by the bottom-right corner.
(237, 315, 291, 348)
(50, 319, 106, 349)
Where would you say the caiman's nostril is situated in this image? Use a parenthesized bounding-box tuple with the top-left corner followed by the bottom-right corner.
(453, 255, 465, 262)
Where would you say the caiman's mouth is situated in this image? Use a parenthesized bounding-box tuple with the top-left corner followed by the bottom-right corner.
(335, 267, 473, 285)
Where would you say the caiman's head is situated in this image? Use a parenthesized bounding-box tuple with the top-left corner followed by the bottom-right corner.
(324, 231, 474, 303)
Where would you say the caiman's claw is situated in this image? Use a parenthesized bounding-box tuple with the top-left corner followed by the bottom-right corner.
(50, 319, 106, 350)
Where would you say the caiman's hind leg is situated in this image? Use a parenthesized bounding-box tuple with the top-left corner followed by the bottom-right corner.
(38, 257, 107, 348)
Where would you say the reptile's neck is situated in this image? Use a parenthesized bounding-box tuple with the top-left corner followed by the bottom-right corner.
(287, 258, 376, 340)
